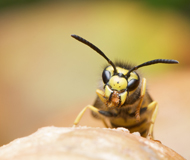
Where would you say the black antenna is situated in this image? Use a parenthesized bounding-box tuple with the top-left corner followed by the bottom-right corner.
(126, 59, 179, 78)
(71, 34, 117, 74)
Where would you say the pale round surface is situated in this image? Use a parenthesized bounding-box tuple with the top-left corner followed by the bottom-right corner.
(0, 126, 185, 160)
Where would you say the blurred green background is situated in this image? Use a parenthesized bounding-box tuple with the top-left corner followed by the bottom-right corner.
(0, 0, 190, 159)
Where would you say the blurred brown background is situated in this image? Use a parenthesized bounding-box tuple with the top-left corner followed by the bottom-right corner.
(0, 0, 189, 159)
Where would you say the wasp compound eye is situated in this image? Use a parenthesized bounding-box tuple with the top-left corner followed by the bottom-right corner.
(102, 70, 111, 84)
(127, 78, 140, 91)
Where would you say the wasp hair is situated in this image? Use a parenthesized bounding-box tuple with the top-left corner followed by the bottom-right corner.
(126, 59, 179, 78)
(71, 34, 117, 74)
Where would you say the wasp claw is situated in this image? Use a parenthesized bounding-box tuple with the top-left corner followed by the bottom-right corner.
(72, 125, 77, 128)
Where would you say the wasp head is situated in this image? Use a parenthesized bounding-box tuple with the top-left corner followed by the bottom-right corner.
(96, 65, 140, 108)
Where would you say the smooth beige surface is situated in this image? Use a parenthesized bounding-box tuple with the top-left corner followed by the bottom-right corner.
(0, 127, 185, 160)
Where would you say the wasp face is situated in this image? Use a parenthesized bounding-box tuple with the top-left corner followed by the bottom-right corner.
(96, 66, 140, 108)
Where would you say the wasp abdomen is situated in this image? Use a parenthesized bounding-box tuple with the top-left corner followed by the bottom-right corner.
(110, 118, 150, 137)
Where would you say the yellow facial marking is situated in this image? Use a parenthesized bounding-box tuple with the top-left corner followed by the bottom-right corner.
(108, 76, 127, 91)
(120, 91, 127, 106)
(128, 72, 139, 82)
(104, 85, 112, 98)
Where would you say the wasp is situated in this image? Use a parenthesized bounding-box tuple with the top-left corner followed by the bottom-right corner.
(71, 34, 178, 139)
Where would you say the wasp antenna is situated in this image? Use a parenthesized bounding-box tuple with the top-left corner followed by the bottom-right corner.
(126, 59, 179, 77)
(71, 34, 117, 74)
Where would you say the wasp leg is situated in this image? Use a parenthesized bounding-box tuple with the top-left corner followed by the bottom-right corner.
(74, 105, 109, 128)
(146, 101, 158, 140)
(135, 78, 146, 121)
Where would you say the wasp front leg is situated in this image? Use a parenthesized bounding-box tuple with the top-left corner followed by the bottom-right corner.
(135, 78, 146, 121)
(73, 105, 109, 128)
(146, 101, 158, 140)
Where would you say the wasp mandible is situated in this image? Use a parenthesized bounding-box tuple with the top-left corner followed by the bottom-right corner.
(71, 34, 178, 139)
